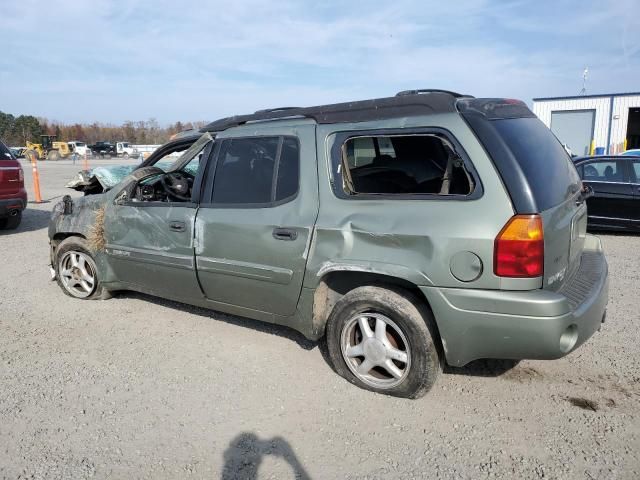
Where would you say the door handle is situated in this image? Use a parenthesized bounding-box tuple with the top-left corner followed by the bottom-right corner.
(272, 227, 298, 241)
(169, 221, 186, 232)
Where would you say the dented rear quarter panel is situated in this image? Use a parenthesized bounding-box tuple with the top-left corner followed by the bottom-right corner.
(305, 114, 520, 292)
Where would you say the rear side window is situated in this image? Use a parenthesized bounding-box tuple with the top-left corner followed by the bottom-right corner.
(633, 161, 640, 183)
(212, 136, 299, 205)
(492, 118, 581, 211)
(0, 141, 14, 160)
(341, 134, 474, 196)
(582, 160, 625, 182)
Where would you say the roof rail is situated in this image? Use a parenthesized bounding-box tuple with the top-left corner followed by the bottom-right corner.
(202, 92, 461, 133)
(395, 89, 469, 98)
(254, 107, 300, 114)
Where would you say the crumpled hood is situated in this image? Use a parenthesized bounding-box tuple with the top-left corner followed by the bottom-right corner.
(66, 165, 137, 193)
(66, 158, 199, 194)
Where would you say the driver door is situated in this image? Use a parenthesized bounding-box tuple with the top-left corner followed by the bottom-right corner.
(103, 135, 213, 301)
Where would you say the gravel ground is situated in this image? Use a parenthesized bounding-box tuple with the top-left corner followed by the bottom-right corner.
(0, 158, 639, 479)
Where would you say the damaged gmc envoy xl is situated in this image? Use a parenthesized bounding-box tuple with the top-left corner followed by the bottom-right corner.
(49, 90, 608, 398)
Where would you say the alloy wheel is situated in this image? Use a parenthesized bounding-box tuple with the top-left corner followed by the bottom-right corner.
(340, 312, 411, 389)
(59, 251, 97, 298)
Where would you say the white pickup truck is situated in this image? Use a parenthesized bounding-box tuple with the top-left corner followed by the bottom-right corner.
(115, 142, 137, 158)
(68, 141, 89, 157)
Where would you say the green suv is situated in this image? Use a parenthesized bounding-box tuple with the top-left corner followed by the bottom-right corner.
(49, 90, 609, 398)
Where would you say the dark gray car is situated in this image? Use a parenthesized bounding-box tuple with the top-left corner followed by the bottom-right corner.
(48, 91, 608, 398)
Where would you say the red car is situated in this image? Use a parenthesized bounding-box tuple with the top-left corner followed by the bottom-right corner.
(0, 140, 27, 229)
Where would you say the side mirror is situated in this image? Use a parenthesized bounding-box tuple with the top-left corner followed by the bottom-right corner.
(114, 190, 128, 205)
(582, 183, 594, 200)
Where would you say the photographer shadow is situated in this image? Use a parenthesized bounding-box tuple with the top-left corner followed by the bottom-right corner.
(222, 432, 311, 480)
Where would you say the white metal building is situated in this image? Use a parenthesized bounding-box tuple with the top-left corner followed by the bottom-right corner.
(532, 92, 640, 156)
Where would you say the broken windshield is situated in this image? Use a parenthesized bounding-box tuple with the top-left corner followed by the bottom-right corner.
(66, 133, 214, 194)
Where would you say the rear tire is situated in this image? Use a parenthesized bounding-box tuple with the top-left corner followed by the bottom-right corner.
(326, 285, 441, 399)
(47, 150, 60, 161)
(54, 237, 106, 300)
(2, 211, 22, 230)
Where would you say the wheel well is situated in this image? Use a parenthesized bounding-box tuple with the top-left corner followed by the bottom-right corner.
(51, 232, 85, 250)
(52, 232, 85, 242)
(312, 271, 442, 350)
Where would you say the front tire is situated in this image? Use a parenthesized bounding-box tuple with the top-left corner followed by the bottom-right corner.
(47, 150, 60, 161)
(55, 237, 105, 300)
(326, 285, 441, 399)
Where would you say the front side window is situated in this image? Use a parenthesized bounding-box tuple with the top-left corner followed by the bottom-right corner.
(121, 134, 213, 203)
(212, 136, 299, 205)
(341, 134, 473, 196)
(583, 160, 625, 182)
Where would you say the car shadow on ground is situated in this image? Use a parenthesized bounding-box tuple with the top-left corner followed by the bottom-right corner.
(443, 359, 520, 377)
(115, 291, 317, 351)
(221, 432, 311, 480)
(117, 292, 522, 379)
(0, 207, 51, 235)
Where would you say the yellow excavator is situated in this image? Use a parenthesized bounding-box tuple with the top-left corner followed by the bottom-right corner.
(24, 135, 72, 161)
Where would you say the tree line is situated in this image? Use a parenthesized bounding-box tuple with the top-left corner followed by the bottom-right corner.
(0, 110, 207, 147)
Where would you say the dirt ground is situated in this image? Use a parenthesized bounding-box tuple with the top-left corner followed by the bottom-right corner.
(0, 158, 638, 479)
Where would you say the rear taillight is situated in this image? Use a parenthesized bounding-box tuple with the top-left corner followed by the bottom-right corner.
(494, 215, 544, 278)
(18, 167, 24, 182)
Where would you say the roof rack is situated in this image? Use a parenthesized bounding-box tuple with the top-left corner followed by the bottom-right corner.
(203, 90, 467, 133)
(396, 89, 469, 98)
(254, 107, 300, 114)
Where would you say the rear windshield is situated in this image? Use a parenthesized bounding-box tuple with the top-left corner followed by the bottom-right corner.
(493, 117, 581, 211)
(0, 141, 14, 160)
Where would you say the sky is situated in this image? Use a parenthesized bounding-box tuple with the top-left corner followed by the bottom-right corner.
(1, 0, 639, 125)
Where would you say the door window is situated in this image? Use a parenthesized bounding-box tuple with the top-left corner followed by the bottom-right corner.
(631, 161, 640, 183)
(341, 134, 474, 195)
(212, 136, 299, 205)
(582, 160, 625, 182)
(0, 141, 14, 159)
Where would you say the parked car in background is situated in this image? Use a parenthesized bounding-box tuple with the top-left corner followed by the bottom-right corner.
(89, 141, 117, 158)
(621, 149, 640, 156)
(0, 140, 27, 229)
(68, 141, 89, 157)
(115, 142, 136, 158)
(49, 91, 608, 398)
(9, 147, 25, 158)
(573, 155, 640, 231)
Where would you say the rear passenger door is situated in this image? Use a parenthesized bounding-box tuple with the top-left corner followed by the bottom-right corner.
(195, 125, 318, 317)
(581, 159, 634, 226)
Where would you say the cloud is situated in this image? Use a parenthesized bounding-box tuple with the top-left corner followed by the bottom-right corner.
(0, 0, 638, 123)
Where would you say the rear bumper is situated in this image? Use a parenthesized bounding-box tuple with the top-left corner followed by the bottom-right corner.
(421, 234, 609, 367)
(0, 194, 27, 218)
